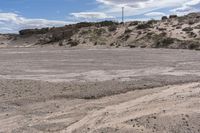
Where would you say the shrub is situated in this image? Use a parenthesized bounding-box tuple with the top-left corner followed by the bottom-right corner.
(136, 23, 152, 29)
(187, 32, 197, 38)
(129, 21, 139, 26)
(146, 32, 154, 38)
(182, 27, 193, 32)
(169, 15, 178, 19)
(194, 25, 200, 29)
(154, 37, 175, 48)
(68, 40, 79, 47)
(188, 20, 195, 25)
(147, 19, 157, 25)
(95, 21, 119, 27)
(19, 28, 49, 35)
(137, 31, 142, 35)
(176, 26, 182, 29)
(108, 25, 117, 32)
(161, 16, 168, 20)
(158, 27, 166, 31)
(188, 43, 199, 50)
(161, 37, 175, 45)
(124, 35, 130, 40)
(93, 28, 106, 36)
(80, 30, 92, 35)
(76, 22, 94, 28)
(125, 28, 132, 34)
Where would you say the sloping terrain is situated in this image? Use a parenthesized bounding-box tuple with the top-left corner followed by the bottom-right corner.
(1, 12, 200, 49)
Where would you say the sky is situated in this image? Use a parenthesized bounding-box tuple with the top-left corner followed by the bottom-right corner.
(0, 0, 200, 33)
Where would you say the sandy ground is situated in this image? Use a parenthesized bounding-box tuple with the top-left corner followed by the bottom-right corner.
(0, 48, 200, 132)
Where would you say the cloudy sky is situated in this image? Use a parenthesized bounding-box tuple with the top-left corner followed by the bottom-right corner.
(0, 0, 200, 33)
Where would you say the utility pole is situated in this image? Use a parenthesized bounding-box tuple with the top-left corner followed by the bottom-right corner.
(122, 7, 124, 24)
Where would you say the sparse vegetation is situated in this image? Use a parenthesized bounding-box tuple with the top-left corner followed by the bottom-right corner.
(129, 21, 139, 26)
(125, 28, 132, 34)
(19, 28, 49, 35)
(68, 40, 79, 47)
(93, 28, 106, 36)
(153, 36, 175, 48)
(158, 27, 167, 31)
(194, 25, 200, 29)
(182, 27, 193, 32)
(147, 19, 157, 25)
(136, 23, 152, 29)
(5, 12, 199, 50)
(76, 22, 94, 28)
(95, 21, 119, 27)
(169, 15, 178, 19)
(188, 43, 199, 50)
(80, 29, 92, 35)
(187, 32, 197, 38)
(108, 25, 117, 32)
(176, 26, 182, 29)
(188, 20, 195, 25)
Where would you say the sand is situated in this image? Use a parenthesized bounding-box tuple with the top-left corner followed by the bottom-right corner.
(0, 48, 200, 132)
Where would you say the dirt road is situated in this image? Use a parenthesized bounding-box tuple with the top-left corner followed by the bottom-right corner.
(0, 48, 200, 132)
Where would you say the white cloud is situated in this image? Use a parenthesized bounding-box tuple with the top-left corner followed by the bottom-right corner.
(0, 12, 71, 33)
(171, 0, 200, 15)
(96, 0, 198, 17)
(70, 12, 114, 21)
(145, 12, 166, 17)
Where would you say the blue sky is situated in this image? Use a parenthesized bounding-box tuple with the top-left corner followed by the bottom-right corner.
(0, 0, 200, 33)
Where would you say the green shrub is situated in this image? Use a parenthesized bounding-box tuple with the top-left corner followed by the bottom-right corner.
(95, 21, 119, 27)
(76, 22, 94, 28)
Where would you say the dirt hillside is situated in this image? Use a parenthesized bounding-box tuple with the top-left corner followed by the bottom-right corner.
(1, 12, 200, 49)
